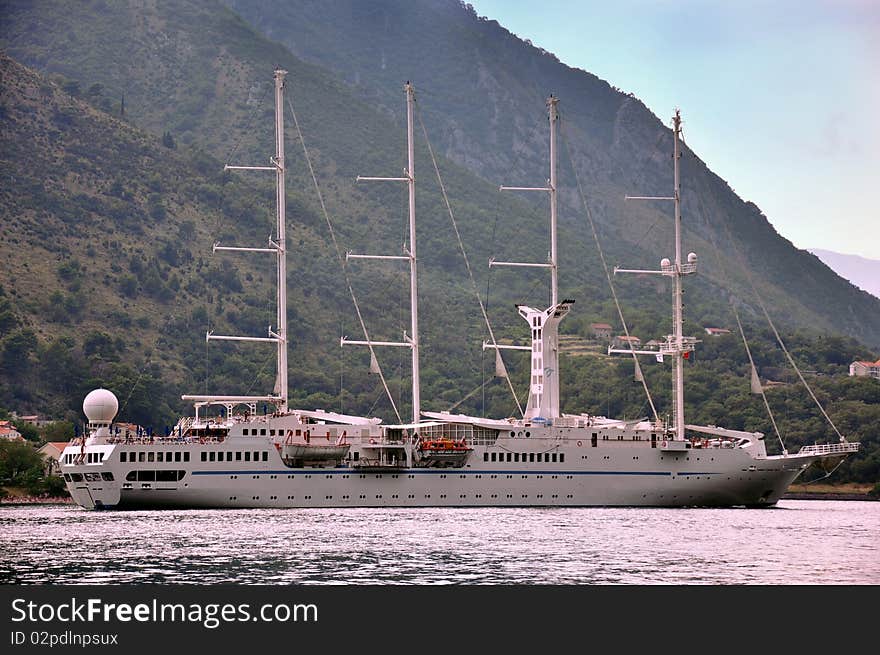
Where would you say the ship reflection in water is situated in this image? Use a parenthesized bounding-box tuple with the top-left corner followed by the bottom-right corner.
(1, 501, 878, 584)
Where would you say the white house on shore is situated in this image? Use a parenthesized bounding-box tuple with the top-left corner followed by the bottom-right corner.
(0, 420, 23, 442)
(850, 359, 880, 379)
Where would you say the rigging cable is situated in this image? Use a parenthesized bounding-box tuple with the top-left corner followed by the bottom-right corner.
(285, 94, 402, 423)
(687, 178, 788, 453)
(733, 305, 786, 453)
(699, 179, 848, 444)
(558, 121, 659, 423)
(414, 101, 525, 418)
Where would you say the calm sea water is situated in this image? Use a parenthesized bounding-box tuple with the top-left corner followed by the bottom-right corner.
(1, 501, 877, 585)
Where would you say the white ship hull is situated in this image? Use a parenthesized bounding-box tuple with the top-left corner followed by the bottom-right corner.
(60, 427, 831, 510)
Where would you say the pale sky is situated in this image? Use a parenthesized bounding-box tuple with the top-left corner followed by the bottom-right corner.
(468, 0, 879, 260)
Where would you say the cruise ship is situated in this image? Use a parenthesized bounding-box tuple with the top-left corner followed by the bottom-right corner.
(60, 70, 858, 509)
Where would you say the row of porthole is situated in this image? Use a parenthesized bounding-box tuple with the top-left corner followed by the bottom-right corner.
(326, 474, 413, 479)
(227, 493, 579, 502)
(660, 456, 715, 462)
(225, 474, 575, 483)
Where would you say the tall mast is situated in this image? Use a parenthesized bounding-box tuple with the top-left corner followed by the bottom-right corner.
(548, 95, 559, 307)
(490, 95, 572, 420)
(182, 68, 290, 414)
(344, 82, 421, 425)
(406, 83, 420, 424)
(670, 110, 684, 441)
(614, 108, 697, 439)
(273, 68, 289, 412)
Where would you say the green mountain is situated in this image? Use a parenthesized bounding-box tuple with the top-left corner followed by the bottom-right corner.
(0, 1, 877, 482)
(219, 0, 880, 349)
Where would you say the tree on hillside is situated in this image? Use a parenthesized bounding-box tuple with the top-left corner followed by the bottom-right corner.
(41, 421, 75, 442)
(0, 440, 42, 485)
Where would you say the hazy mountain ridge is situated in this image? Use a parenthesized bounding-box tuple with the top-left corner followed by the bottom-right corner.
(808, 249, 880, 300)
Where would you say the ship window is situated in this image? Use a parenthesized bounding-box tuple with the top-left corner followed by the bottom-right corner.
(175, 452, 181, 462)
(591, 434, 598, 448)
(243, 429, 249, 436)
(551, 453, 557, 462)
(201, 452, 207, 462)
(560, 454, 564, 463)
(262, 452, 268, 462)
(506, 453, 512, 462)
(514, 453, 520, 462)
(260, 429, 266, 436)
(101, 472, 114, 481)
(253, 451, 259, 461)
(236, 452, 242, 461)
(157, 452, 163, 462)
(156, 470, 177, 482)
(120, 452, 127, 463)
(491, 453, 497, 462)
(270, 430, 276, 436)
(71, 473, 83, 482)
(297, 430, 302, 436)
(137, 470, 156, 482)
(209, 452, 215, 462)
(529, 453, 535, 462)
(245, 452, 251, 462)
(126, 471, 137, 481)
(483, 453, 488, 462)
(184, 452, 190, 462)
(353, 452, 359, 461)
(224, 452, 230, 462)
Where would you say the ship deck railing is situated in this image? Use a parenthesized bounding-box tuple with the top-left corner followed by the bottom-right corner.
(351, 458, 407, 470)
(106, 435, 228, 445)
(797, 442, 860, 456)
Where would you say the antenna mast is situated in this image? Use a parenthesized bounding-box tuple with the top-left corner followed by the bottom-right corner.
(613, 109, 697, 439)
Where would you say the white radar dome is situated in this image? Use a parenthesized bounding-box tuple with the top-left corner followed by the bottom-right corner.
(83, 388, 119, 424)
(660, 258, 671, 268)
(687, 252, 698, 263)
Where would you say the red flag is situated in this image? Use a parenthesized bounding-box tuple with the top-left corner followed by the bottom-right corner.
(683, 351, 690, 359)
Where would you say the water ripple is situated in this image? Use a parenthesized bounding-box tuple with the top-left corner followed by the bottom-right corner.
(1, 501, 877, 584)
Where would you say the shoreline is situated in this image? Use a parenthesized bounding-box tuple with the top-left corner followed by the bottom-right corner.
(0, 496, 73, 505)
(782, 492, 877, 501)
